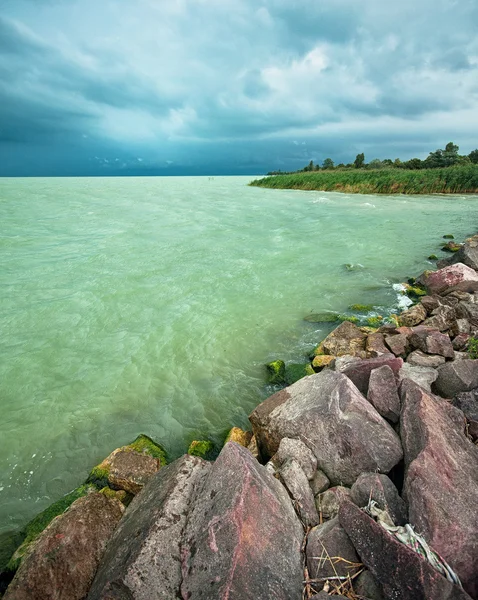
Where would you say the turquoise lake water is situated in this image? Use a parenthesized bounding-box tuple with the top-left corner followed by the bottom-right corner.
(1, 175, 477, 534)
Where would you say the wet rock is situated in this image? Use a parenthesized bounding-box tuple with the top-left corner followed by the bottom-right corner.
(409, 326, 454, 359)
(419, 263, 478, 296)
(399, 363, 438, 392)
(5, 493, 124, 600)
(312, 355, 335, 370)
(453, 333, 470, 351)
(315, 486, 352, 521)
(265, 360, 286, 384)
(319, 321, 367, 357)
(350, 473, 407, 525)
(433, 359, 478, 397)
(310, 470, 330, 496)
(285, 362, 315, 385)
(366, 332, 389, 357)
(272, 437, 317, 479)
(398, 303, 427, 327)
(438, 233, 478, 271)
(340, 354, 403, 396)
(406, 349, 446, 368)
(367, 364, 401, 423)
(384, 333, 409, 357)
(354, 571, 385, 600)
(224, 427, 253, 448)
(306, 518, 360, 583)
(400, 379, 478, 598)
(249, 370, 403, 486)
(279, 459, 319, 527)
(181, 442, 304, 600)
(339, 500, 472, 600)
(453, 388, 478, 422)
(88, 455, 209, 600)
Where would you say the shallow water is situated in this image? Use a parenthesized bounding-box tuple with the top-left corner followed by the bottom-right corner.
(0, 175, 477, 533)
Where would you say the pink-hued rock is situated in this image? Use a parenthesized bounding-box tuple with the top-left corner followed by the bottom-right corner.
(384, 333, 409, 357)
(249, 370, 403, 486)
(339, 500, 472, 600)
(400, 379, 478, 598)
(272, 437, 317, 480)
(340, 354, 403, 396)
(419, 263, 478, 296)
(406, 349, 446, 368)
(433, 359, 478, 398)
(181, 442, 303, 600)
(409, 326, 454, 358)
(453, 333, 470, 351)
(367, 365, 401, 423)
(279, 458, 319, 527)
(5, 493, 124, 600)
(423, 305, 456, 332)
(350, 473, 407, 526)
(366, 332, 389, 357)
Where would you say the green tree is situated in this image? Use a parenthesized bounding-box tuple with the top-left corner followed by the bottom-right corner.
(425, 142, 461, 168)
(354, 153, 365, 168)
(368, 158, 384, 169)
(322, 158, 334, 169)
(404, 158, 423, 170)
(469, 149, 478, 164)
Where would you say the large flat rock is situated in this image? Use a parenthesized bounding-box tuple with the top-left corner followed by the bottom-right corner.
(249, 370, 403, 486)
(419, 263, 478, 296)
(88, 454, 210, 600)
(180, 442, 304, 600)
(400, 379, 478, 598)
(4, 493, 124, 600)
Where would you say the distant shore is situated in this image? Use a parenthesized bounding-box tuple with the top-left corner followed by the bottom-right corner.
(250, 164, 478, 194)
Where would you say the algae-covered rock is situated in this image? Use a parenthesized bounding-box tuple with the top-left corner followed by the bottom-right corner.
(367, 316, 383, 328)
(443, 234, 455, 239)
(337, 314, 360, 324)
(284, 363, 314, 385)
(6, 484, 96, 573)
(303, 312, 340, 323)
(428, 254, 438, 260)
(265, 359, 286, 384)
(187, 440, 215, 460)
(128, 434, 168, 464)
(312, 355, 335, 370)
(442, 241, 462, 252)
(224, 427, 253, 448)
(349, 304, 374, 312)
(403, 283, 427, 298)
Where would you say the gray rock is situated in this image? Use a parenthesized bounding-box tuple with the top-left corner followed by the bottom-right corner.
(406, 349, 446, 368)
(309, 470, 330, 496)
(409, 326, 454, 359)
(279, 459, 319, 527)
(451, 318, 471, 336)
(437, 234, 478, 271)
(401, 379, 478, 598)
(456, 301, 478, 328)
(272, 437, 317, 480)
(315, 486, 352, 521)
(332, 354, 361, 372)
(399, 363, 438, 392)
(88, 455, 210, 600)
(249, 370, 403, 486)
(433, 359, 478, 397)
(5, 493, 124, 600)
(181, 442, 304, 600)
(306, 518, 360, 583)
(367, 364, 401, 423)
(350, 473, 407, 525)
(354, 571, 385, 600)
(454, 351, 470, 361)
(453, 388, 478, 421)
(452, 333, 470, 351)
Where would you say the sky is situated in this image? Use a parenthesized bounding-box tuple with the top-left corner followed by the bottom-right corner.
(0, 0, 477, 176)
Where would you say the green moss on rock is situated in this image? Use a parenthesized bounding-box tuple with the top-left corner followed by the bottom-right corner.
(348, 304, 374, 312)
(403, 283, 427, 298)
(265, 360, 286, 384)
(366, 316, 383, 328)
(128, 434, 168, 466)
(285, 363, 314, 385)
(187, 440, 215, 460)
(443, 234, 455, 239)
(428, 254, 438, 260)
(337, 314, 360, 324)
(86, 465, 111, 490)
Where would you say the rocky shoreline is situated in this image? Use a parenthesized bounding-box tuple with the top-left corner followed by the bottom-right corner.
(2, 236, 478, 599)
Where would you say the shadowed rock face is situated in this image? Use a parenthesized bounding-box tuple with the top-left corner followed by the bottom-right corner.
(339, 500, 472, 600)
(4, 493, 124, 600)
(400, 379, 478, 598)
(250, 370, 403, 486)
(350, 473, 407, 526)
(180, 442, 304, 600)
(433, 359, 478, 398)
(88, 455, 210, 600)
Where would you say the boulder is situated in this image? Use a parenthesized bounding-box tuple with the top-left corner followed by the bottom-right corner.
(339, 500, 472, 600)
(409, 326, 454, 359)
(350, 473, 407, 526)
(306, 518, 360, 583)
(406, 349, 446, 368)
(423, 305, 457, 332)
(451, 318, 471, 336)
(316, 486, 352, 521)
(433, 359, 478, 397)
(309, 470, 330, 496)
(367, 364, 401, 423)
(400, 379, 478, 598)
(420, 295, 441, 314)
(384, 333, 409, 357)
(4, 493, 124, 600)
(272, 437, 317, 479)
(88, 455, 210, 600)
(398, 303, 427, 327)
(437, 234, 478, 271)
(318, 321, 367, 357)
(181, 442, 304, 600)
(453, 333, 470, 351)
(366, 332, 389, 357)
(340, 354, 403, 396)
(279, 459, 319, 527)
(249, 370, 403, 486)
(453, 388, 478, 421)
(419, 263, 478, 296)
(400, 363, 438, 392)
(456, 301, 478, 328)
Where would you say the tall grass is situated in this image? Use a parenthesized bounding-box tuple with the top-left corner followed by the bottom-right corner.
(249, 165, 478, 195)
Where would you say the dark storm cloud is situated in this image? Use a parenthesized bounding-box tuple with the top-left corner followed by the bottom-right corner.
(0, 0, 477, 175)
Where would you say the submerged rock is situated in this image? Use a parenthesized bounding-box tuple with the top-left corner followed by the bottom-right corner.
(265, 359, 286, 384)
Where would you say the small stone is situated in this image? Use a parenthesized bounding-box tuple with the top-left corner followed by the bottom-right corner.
(367, 365, 401, 423)
(187, 440, 214, 459)
(265, 359, 286, 384)
(451, 319, 471, 336)
(453, 333, 470, 351)
(309, 470, 330, 496)
(406, 349, 446, 368)
(366, 332, 389, 357)
(354, 571, 385, 600)
(272, 438, 317, 480)
(453, 388, 478, 422)
(315, 486, 352, 521)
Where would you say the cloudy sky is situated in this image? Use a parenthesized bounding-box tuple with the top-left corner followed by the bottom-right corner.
(1, 0, 477, 176)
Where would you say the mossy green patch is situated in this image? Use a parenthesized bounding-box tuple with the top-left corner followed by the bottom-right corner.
(348, 304, 374, 312)
(187, 440, 215, 460)
(86, 465, 111, 490)
(128, 434, 168, 466)
(337, 314, 360, 324)
(428, 254, 438, 260)
(443, 234, 455, 239)
(366, 316, 383, 327)
(467, 336, 478, 359)
(6, 484, 95, 573)
(403, 283, 427, 298)
(285, 363, 315, 385)
(441, 242, 461, 252)
(265, 360, 286, 384)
